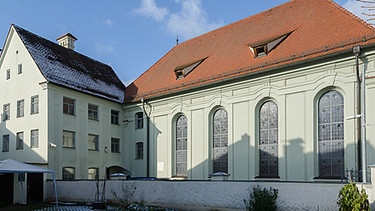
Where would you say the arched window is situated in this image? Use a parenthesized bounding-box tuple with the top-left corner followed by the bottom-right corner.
(318, 90, 344, 178)
(259, 101, 278, 177)
(213, 109, 228, 173)
(176, 115, 187, 176)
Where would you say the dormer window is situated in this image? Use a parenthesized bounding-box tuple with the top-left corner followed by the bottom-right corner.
(249, 32, 291, 58)
(254, 45, 268, 57)
(174, 58, 207, 80)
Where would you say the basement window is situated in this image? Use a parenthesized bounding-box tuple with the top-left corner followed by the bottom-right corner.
(249, 32, 291, 58)
(174, 58, 207, 79)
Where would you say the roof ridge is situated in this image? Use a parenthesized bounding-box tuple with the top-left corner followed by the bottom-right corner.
(13, 24, 113, 69)
(177, 0, 292, 46)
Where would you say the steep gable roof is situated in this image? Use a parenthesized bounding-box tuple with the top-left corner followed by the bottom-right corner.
(12, 25, 125, 103)
(126, 0, 375, 102)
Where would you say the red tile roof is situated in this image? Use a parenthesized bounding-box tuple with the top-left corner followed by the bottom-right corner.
(125, 0, 375, 102)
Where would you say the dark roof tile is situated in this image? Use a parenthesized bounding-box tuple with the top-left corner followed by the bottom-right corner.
(14, 25, 125, 103)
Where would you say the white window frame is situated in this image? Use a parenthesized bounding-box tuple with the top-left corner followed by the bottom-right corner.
(63, 130, 75, 148)
(111, 138, 120, 153)
(31, 129, 39, 148)
(135, 112, 144, 129)
(111, 110, 119, 125)
(18, 63, 22, 74)
(88, 134, 99, 151)
(16, 131, 24, 150)
(136, 142, 144, 159)
(88, 104, 99, 121)
(17, 99, 24, 117)
(31, 95, 39, 114)
(62, 167, 75, 180)
(2, 134, 9, 152)
(63, 97, 75, 116)
(3, 103, 10, 121)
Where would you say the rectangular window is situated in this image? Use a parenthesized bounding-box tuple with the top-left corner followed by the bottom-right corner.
(3, 103, 10, 121)
(111, 138, 120, 153)
(18, 64, 22, 74)
(88, 104, 99, 121)
(88, 168, 99, 180)
(16, 132, 24, 150)
(31, 95, 39, 114)
(62, 167, 75, 180)
(17, 100, 24, 117)
(63, 97, 75, 115)
(63, 130, 75, 148)
(88, 134, 99, 151)
(136, 142, 144, 159)
(2, 134, 9, 152)
(6, 69, 10, 80)
(135, 112, 144, 129)
(111, 110, 119, 125)
(31, 129, 39, 148)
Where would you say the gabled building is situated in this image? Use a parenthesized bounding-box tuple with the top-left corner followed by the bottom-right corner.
(2, 0, 375, 205)
(124, 0, 375, 181)
(0, 24, 126, 203)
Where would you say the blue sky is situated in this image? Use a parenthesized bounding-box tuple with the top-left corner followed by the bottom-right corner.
(0, 0, 370, 86)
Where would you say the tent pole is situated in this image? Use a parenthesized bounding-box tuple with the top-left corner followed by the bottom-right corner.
(52, 172, 58, 207)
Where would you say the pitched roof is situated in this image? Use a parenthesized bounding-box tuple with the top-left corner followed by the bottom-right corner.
(13, 25, 125, 103)
(125, 0, 375, 102)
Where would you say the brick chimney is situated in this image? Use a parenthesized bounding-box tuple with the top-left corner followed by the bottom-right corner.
(56, 33, 77, 50)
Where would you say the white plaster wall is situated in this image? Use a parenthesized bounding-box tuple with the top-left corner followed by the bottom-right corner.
(46, 180, 343, 210)
(0, 27, 49, 163)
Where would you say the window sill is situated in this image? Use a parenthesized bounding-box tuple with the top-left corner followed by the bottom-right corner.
(313, 176, 346, 182)
(254, 175, 280, 181)
(171, 176, 187, 180)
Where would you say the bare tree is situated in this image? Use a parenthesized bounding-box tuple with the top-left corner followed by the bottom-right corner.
(358, 0, 375, 22)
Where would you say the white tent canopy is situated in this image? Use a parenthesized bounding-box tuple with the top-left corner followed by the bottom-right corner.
(0, 159, 58, 205)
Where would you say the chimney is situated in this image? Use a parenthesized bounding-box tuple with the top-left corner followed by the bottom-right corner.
(56, 33, 77, 50)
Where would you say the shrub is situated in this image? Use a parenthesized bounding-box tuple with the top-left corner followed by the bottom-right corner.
(337, 182, 370, 211)
(243, 184, 278, 211)
(111, 182, 137, 209)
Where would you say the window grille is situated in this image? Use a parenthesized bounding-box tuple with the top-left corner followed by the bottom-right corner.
(176, 115, 187, 176)
(213, 109, 228, 173)
(259, 101, 278, 177)
(318, 90, 344, 178)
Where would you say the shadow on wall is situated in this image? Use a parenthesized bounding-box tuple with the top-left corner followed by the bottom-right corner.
(0, 119, 48, 204)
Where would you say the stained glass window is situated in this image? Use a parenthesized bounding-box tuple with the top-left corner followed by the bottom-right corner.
(176, 115, 187, 176)
(259, 101, 278, 177)
(213, 109, 228, 173)
(318, 90, 344, 178)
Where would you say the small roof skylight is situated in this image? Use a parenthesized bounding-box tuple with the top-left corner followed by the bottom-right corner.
(249, 32, 291, 58)
(174, 58, 206, 79)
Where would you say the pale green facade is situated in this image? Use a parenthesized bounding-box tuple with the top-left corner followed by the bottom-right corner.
(125, 49, 375, 181)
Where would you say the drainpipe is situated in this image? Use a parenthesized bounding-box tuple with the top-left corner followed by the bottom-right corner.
(141, 98, 150, 177)
(354, 46, 362, 181)
(353, 45, 367, 183)
(361, 54, 367, 183)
